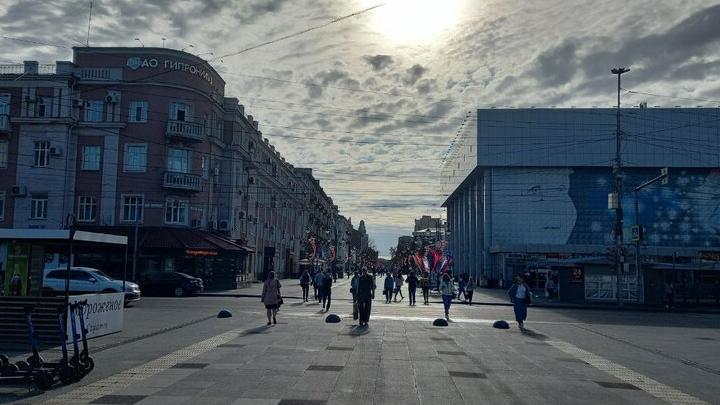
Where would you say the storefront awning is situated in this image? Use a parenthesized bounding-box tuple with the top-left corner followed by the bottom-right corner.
(140, 228, 251, 255)
(0, 229, 127, 245)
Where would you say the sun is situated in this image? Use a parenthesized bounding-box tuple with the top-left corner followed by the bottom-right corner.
(363, 0, 465, 44)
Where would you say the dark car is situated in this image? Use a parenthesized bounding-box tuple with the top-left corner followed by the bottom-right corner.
(140, 272, 204, 297)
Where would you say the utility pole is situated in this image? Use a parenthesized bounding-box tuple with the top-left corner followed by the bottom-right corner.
(611, 67, 630, 306)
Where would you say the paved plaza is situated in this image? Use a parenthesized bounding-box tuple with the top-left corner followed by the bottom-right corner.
(2, 278, 719, 405)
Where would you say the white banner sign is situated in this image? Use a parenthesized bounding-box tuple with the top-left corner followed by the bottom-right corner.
(67, 293, 124, 339)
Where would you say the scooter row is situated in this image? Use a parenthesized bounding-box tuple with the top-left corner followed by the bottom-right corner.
(0, 300, 95, 391)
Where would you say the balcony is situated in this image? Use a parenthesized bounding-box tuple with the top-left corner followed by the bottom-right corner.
(0, 114, 8, 134)
(163, 171, 202, 192)
(166, 120, 205, 142)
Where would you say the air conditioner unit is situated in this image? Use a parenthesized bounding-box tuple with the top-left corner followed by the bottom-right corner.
(208, 221, 217, 230)
(72, 98, 84, 107)
(49, 147, 62, 156)
(248, 176, 256, 185)
(238, 211, 245, 219)
(213, 167, 220, 176)
(105, 91, 120, 104)
(191, 219, 202, 228)
(11, 185, 26, 197)
(219, 220, 229, 231)
(24, 94, 37, 103)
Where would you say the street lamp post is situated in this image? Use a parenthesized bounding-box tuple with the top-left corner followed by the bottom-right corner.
(611, 67, 630, 306)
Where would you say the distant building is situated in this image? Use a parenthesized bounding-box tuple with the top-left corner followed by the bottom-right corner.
(442, 108, 720, 305)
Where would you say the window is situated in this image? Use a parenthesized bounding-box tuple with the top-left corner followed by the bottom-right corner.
(124, 144, 147, 172)
(165, 199, 188, 225)
(46, 270, 66, 279)
(38, 96, 52, 117)
(121, 194, 143, 222)
(128, 101, 148, 123)
(0, 94, 9, 116)
(78, 196, 97, 222)
(85, 100, 103, 122)
(0, 191, 5, 221)
(34, 141, 50, 167)
(30, 195, 48, 219)
(170, 101, 192, 122)
(81, 145, 101, 171)
(167, 148, 191, 173)
(0, 140, 7, 168)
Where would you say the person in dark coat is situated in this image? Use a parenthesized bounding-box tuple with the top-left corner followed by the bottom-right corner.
(321, 270, 333, 311)
(406, 271, 418, 306)
(356, 268, 375, 326)
(419, 272, 430, 305)
(299, 270, 311, 302)
(383, 273, 394, 303)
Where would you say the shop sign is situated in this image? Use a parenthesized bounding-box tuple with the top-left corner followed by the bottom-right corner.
(67, 293, 124, 339)
(126, 56, 214, 84)
(571, 267, 584, 283)
(4, 242, 30, 296)
(185, 249, 219, 256)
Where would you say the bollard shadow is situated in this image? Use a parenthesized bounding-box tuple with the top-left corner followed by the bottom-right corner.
(519, 327, 549, 341)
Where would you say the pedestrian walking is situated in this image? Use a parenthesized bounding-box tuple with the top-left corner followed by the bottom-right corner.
(545, 277, 557, 299)
(664, 281, 675, 309)
(261, 271, 282, 325)
(465, 277, 474, 305)
(299, 270, 311, 302)
(321, 270, 333, 311)
(406, 271, 418, 306)
(350, 271, 359, 320)
(440, 273, 454, 320)
(314, 269, 325, 303)
(357, 268, 375, 326)
(383, 273, 394, 303)
(393, 273, 405, 302)
(420, 272, 430, 305)
(507, 276, 532, 328)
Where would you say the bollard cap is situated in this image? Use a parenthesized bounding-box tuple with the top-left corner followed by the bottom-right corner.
(325, 314, 341, 323)
(217, 310, 233, 318)
(433, 318, 448, 327)
(493, 320, 510, 329)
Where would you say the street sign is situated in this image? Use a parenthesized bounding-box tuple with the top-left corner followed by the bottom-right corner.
(608, 192, 619, 209)
(661, 167, 669, 185)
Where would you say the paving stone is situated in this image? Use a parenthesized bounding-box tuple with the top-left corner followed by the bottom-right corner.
(595, 381, 640, 390)
(90, 395, 147, 404)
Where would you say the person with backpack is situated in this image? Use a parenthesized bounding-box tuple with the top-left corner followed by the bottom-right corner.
(261, 271, 282, 325)
(383, 273, 394, 303)
(406, 271, 418, 306)
(299, 270, 311, 302)
(419, 272, 431, 305)
(508, 276, 532, 328)
(314, 268, 325, 303)
(350, 271, 359, 320)
(440, 272, 454, 320)
(321, 270, 333, 311)
(457, 274, 467, 303)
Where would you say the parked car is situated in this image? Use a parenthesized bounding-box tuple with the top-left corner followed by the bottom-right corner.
(43, 267, 141, 303)
(139, 272, 204, 297)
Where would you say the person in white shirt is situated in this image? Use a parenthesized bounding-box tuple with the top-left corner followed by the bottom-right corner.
(507, 276, 531, 328)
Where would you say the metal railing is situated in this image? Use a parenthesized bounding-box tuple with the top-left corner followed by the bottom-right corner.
(77, 67, 111, 80)
(163, 171, 202, 191)
(166, 120, 205, 141)
(0, 64, 56, 75)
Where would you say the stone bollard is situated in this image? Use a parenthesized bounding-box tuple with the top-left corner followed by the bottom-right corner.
(493, 320, 510, 329)
(433, 318, 448, 327)
(217, 310, 233, 318)
(325, 314, 341, 323)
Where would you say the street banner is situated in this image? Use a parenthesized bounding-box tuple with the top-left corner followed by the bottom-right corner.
(68, 293, 125, 339)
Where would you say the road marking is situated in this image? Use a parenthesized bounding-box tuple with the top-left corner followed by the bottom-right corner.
(39, 326, 252, 405)
(547, 339, 709, 405)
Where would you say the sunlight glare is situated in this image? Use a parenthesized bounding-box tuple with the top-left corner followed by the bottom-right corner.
(365, 0, 465, 44)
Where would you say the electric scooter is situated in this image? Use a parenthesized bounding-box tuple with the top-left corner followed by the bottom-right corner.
(67, 302, 89, 380)
(73, 300, 94, 373)
(0, 307, 54, 390)
(55, 306, 78, 384)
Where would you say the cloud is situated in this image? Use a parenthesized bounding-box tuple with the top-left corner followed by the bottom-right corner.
(532, 39, 579, 86)
(363, 54, 394, 71)
(402, 64, 428, 86)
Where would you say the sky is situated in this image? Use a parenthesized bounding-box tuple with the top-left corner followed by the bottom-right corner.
(1, 0, 719, 257)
